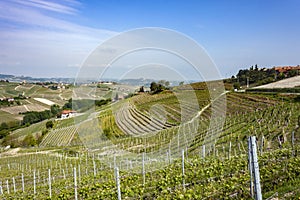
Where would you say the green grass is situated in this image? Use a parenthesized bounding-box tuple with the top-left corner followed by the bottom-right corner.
(10, 120, 48, 139)
(0, 110, 20, 123)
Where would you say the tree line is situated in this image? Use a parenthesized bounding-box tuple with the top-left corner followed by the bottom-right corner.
(226, 65, 299, 89)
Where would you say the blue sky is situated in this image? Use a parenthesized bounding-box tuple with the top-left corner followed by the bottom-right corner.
(0, 0, 300, 79)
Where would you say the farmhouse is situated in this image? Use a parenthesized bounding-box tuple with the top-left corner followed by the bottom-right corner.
(61, 110, 77, 119)
(273, 65, 300, 74)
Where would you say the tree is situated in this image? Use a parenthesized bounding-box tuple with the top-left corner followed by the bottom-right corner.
(139, 86, 144, 93)
(0, 122, 8, 130)
(0, 129, 9, 139)
(233, 82, 240, 90)
(50, 104, 60, 116)
(288, 69, 297, 77)
(150, 82, 158, 92)
(150, 81, 166, 94)
(278, 72, 285, 80)
(179, 81, 184, 86)
(63, 99, 72, 110)
(165, 81, 170, 87)
(46, 120, 54, 129)
(2, 134, 19, 147)
(22, 134, 36, 147)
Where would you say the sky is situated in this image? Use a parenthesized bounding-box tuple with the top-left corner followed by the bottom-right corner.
(0, 0, 300, 79)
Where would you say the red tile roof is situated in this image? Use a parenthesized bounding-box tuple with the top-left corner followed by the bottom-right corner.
(61, 110, 76, 114)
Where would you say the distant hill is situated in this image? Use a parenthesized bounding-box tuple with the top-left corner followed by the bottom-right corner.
(0, 73, 75, 83)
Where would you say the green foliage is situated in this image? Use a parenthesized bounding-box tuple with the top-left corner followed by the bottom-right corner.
(46, 120, 54, 129)
(22, 134, 36, 147)
(50, 104, 61, 116)
(22, 110, 52, 125)
(139, 86, 144, 92)
(2, 134, 19, 147)
(233, 82, 240, 90)
(247, 87, 300, 93)
(0, 129, 9, 139)
(0, 122, 8, 130)
(62, 98, 72, 110)
(288, 69, 298, 77)
(150, 81, 166, 94)
(63, 98, 110, 112)
(236, 66, 276, 86)
(95, 99, 111, 107)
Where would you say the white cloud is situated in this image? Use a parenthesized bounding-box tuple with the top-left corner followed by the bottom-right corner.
(0, 0, 117, 77)
(12, 0, 79, 15)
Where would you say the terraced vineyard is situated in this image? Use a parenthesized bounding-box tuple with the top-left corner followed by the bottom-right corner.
(114, 101, 174, 136)
(40, 126, 78, 147)
(11, 120, 48, 140)
(1, 83, 300, 199)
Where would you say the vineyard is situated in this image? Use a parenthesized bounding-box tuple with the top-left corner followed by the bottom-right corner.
(0, 145, 299, 199)
(39, 126, 78, 147)
(1, 86, 300, 199)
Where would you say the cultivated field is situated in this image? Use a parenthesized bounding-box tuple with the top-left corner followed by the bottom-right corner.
(255, 75, 300, 89)
(0, 81, 300, 199)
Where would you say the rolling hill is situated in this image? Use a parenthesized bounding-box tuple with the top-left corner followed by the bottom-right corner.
(0, 79, 299, 199)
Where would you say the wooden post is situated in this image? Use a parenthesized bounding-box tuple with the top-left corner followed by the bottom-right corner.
(0, 181, 3, 195)
(260, 135, 264, 155)
(48, 169, 52, 198)
(292, 131, 295, 156)
(74, 167, 78, 200)
(142, 153, 145, 186)
(166, 151, 169, 164)
(182, 149, 185, 190)
(78, 164, 81, 183)
(33, 170, 36, 195)
(62, 168, 66, 179)
(0, 182, 3, 195)
(93, 160, 96, 177)
(115, 167, 122, 200)
(21, 173, 24, 193)
(228, 141, 232, 159)
(12, 177, 16, 193)
(6, 180, 9, 194)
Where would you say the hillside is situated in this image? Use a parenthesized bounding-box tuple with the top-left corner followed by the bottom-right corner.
(0, 80, 299, 199)
(254, 75, 300, 89)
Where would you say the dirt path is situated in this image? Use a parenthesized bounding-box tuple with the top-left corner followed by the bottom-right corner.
(23, 104, 30, 111)
(0, 148, 66, 159)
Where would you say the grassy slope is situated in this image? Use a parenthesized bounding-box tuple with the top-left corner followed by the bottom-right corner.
(1, 81, 300, 198)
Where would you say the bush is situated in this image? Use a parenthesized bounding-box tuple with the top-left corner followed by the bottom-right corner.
(22, 134, 36, 147)
(46, 120, 54, 129)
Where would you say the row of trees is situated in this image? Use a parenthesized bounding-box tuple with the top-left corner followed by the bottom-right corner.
(228, 65, 299, 89)
(142, 81, 170, 94)
(22, 104, 60, 125)
(63, 98, 111, 112)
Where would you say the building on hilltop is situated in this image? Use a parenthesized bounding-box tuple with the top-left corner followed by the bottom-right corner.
(273, 65, 300, 74)
(60, 110, 77, 119)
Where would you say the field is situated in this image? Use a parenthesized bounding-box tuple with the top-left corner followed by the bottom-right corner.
(0, 80, 300, 199)
(0, 110, 20, 123)
(254, 75, 300, 89)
